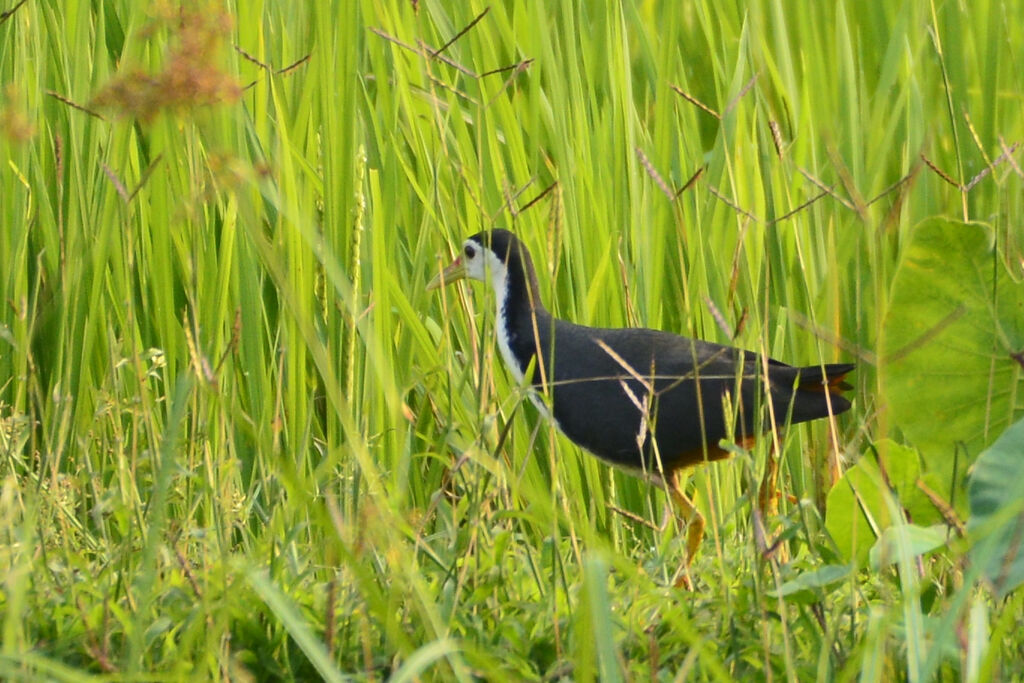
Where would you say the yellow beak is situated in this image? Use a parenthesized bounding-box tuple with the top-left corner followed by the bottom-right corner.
(426, 258, 468, 291)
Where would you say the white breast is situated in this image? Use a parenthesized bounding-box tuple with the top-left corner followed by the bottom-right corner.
(488, 254, 554, 421)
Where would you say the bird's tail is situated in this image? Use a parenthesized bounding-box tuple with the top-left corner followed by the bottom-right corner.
(796, 363, 856, 395)
(776, 363, 855, 424)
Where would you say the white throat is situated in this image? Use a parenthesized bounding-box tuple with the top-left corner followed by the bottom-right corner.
(477, 247, 554, 421)
(486, 255, 525, 385)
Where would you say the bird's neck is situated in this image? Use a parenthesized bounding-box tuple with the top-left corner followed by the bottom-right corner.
(493, 257, 549, 384)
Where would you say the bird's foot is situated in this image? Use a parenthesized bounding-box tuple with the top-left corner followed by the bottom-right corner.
(672, 571, 693, 590)
(752, 506, 791, 562)
(757, 482, 780, 519)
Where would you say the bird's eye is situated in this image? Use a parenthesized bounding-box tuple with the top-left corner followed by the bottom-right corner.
(463, 244, 476, 260)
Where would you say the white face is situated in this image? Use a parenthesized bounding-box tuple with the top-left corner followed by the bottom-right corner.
(461, 239, 509, 297)
(461, 238, 524, 384)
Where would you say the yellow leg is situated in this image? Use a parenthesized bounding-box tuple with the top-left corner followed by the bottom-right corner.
(667, 469, 704, 590)
(755, 442, 791, 560)
(757, 445, 780, 519)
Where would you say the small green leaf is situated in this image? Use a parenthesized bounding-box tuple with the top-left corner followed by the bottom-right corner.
(826, 456, 891, 565)
(580, 554, 622, 683)
(769, 564, 852, 598)
(868, 524, 949, 570)
(824, 439, 946, 566)
(246, 568, 347, 683)
(390, 639, 461, 683)
(966, 600, 990, 683)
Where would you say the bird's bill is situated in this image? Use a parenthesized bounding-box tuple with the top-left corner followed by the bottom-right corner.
(426, 258, 468, 291)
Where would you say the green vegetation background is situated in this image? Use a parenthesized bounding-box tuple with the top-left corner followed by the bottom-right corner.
(1, 0, 1022, 680)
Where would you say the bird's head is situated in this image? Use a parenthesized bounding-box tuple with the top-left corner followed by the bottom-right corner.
(426, 229, 525, 292)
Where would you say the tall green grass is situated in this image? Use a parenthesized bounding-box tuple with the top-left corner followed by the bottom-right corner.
(0, 0, 1021, 679)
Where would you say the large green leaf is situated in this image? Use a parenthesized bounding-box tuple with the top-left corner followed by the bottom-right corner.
(881, 218, 1024, 471)
(967, 417, 1024, 599)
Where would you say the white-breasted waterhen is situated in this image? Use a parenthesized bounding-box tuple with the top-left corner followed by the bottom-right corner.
(428, 229, 854, 587)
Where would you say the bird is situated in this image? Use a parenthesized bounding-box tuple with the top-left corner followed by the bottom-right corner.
(428, 229, 853, 587)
